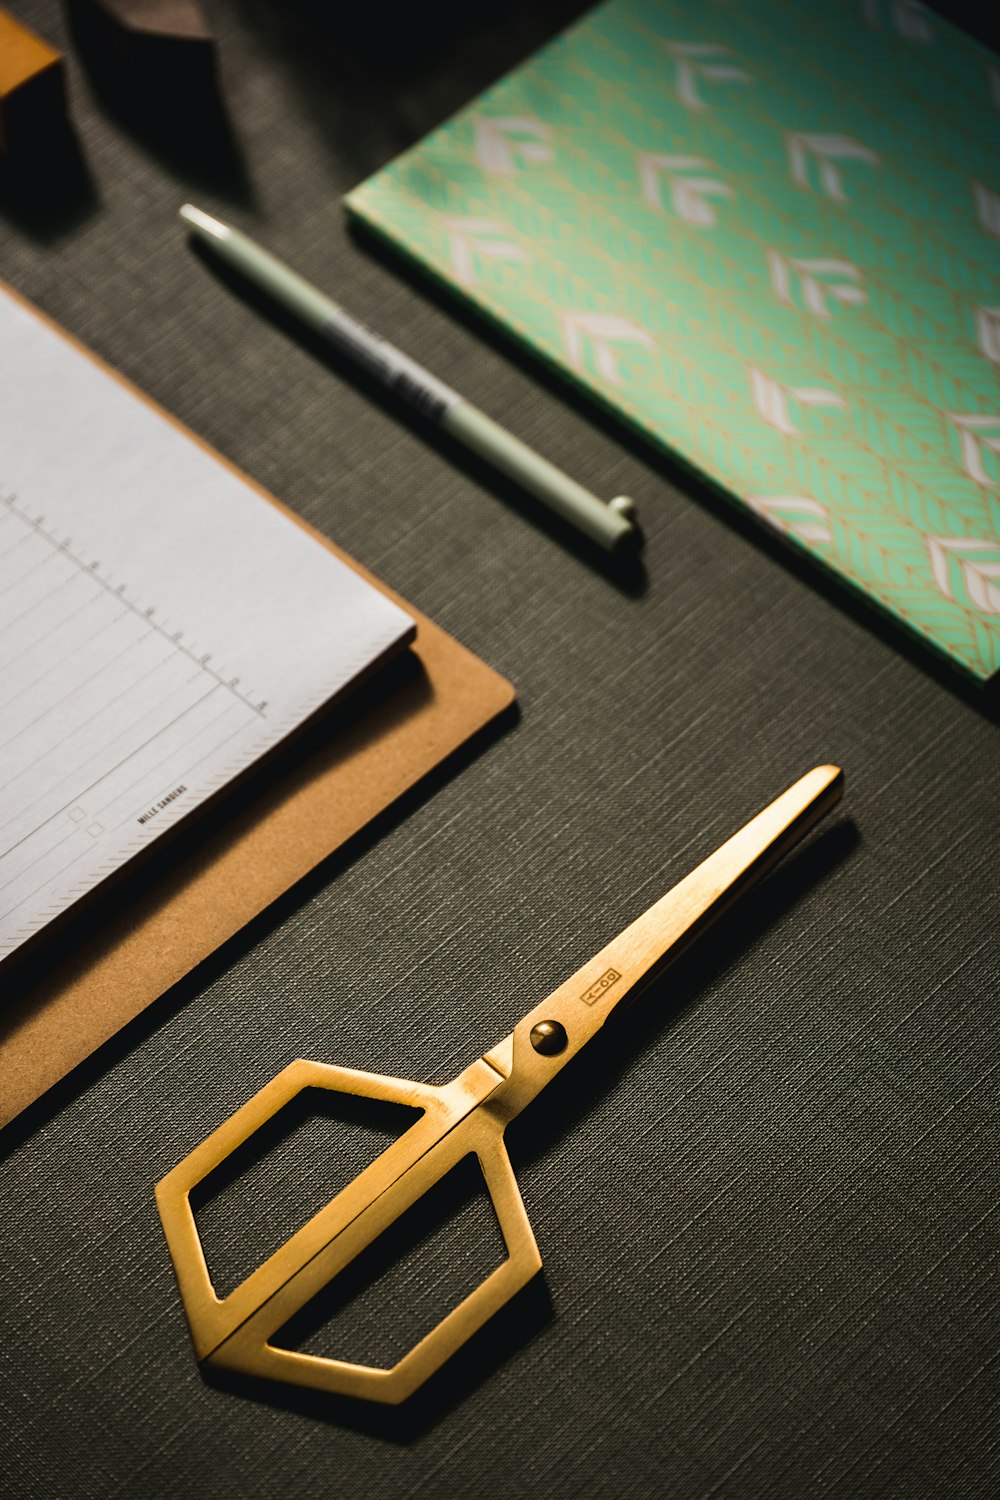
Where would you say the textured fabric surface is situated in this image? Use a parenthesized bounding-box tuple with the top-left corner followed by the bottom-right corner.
(1, 3, 997, 1499)
(347, 0, 1000, 680)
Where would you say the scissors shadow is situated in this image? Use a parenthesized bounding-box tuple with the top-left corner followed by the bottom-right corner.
(202, 1271, 555, 1440)
(506, 819, 859, 1169)
(203, 816, 856, 1439)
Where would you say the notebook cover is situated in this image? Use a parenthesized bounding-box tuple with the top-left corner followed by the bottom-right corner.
(0, 286, 515, 1129)
(345, 0, 1000, 682)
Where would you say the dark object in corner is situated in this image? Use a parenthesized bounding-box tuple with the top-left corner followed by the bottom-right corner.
(66, 0, 248, 189)
(68, 0, 216, 80)
(0, 8, 68, 156)
(67, 0, 217, 122)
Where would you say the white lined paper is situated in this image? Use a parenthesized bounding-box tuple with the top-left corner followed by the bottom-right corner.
(0, 289, 413, 959)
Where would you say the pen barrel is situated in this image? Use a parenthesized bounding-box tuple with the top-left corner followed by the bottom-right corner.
(444, 403, 635, 552)
(183, 207, 639, 553)
(208, 224, 336, 335)
(320, 308, 462, 424)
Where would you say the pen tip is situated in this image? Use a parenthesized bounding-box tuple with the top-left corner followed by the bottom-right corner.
(179, 203, 227, 241)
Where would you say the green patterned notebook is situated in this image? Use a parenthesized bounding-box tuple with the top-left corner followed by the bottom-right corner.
(346, 0, 1000, 681)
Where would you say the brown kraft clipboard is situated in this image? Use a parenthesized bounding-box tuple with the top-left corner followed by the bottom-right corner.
(0, 283, 515, 1129)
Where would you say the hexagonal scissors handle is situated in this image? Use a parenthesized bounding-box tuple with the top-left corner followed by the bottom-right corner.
(156, 766, 844, 1405)
(155, 1053, 541, 1404)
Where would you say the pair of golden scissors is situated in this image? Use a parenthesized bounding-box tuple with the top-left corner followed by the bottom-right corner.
(156, 764, 843, 1404)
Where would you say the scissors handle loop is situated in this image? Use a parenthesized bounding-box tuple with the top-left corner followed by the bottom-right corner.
(156, 1055, 533, 1403)
(157, 765, 844, 1403)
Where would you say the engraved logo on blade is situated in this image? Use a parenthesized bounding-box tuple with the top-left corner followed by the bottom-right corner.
(580, 968, 622, 1005)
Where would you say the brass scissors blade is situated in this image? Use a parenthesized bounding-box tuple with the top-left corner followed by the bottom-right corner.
(156, 764, 844, 1403)
(481, 762, 844, 1118)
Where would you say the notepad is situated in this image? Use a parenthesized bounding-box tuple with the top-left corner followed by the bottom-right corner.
(347, 0, 1000, 681)
(0, 286, 413, 961)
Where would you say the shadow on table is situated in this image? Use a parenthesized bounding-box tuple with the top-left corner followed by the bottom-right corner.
(0, 649, 517, 1154)
(349, 220, 1000, 723)
(226, 0, 1000, 715)
(0, 120, 98, 241)
(233, 0, 589, 117)
(202, 1271, 555, 1441)
(190, 815, 857, 1439)
(64, 0, 254, 204)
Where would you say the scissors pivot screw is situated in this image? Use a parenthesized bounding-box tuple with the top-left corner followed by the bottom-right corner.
(530, 1020, 569, 1055)
(155, 765, 845, 1404)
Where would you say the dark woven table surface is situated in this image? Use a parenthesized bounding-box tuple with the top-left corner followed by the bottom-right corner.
(1, 4, 997, 1497)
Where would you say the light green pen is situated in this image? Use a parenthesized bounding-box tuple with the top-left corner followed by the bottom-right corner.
(179, 205, 640, 553)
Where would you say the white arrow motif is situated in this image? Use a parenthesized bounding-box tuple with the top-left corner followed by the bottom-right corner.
(948, 414, 1000, 486)
(638, 153, 733, 226)
(444, 218, 529, 287)
(786, 133, 879, 202)
(473, 116, 554, 176)
(973, 182, 1000, 239)
(927, 537, 1000, 613)
(661, 42, 751, 111)
(561, 313, 655, 385)
(748, 495, 834, 545)
(767, 252, 867, 317)
(749, 370, 848, 436)
(975, 307, 1000, 365)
